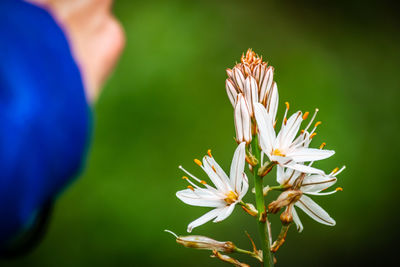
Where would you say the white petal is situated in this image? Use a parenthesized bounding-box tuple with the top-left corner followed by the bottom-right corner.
(276, 111, 303, 149)
(295, 195, 336, 226)
(289, 148, 335, 162)
(239, 173, 249, 198)
(203, 157, 231, 192)
(285, 163, 325, 175)
(213, 204, 235, 222)
(187, 208, 224, 232)
(276, 165, 287, 185)
(301, 174, 337, 193)
(230, 142, 246, 192)
(176, 189, 225, 207)
(291, 207, 304, 232)
(244, 76, 258, 115)
(254, 103, 276, 154)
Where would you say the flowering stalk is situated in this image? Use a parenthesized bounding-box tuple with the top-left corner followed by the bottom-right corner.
(250, 136, 274, 267)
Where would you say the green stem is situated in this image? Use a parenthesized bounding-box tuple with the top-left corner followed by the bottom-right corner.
(251, 136, 274, 267)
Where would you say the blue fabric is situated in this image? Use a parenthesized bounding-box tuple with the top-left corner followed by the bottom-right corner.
(0, 0, 91, 245)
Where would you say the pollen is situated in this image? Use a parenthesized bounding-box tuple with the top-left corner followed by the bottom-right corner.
(336, 187, 343, 192)
(285, 102, 290, 110)
(319, 142, 326, 149)
(332, 167, 339, 173)
(310, 133, 317, 139)
(302, 112, 309, 120)
(314, 121, 322, 127)
(224, 191, 238, 205)
(194, 159, 202, 166)
(182, 176, 188, 180)
(200, 180, 207, 185)
(187, 185, 194, 191)
(207, 149, 212, 158)
(272, 149, 285, 157)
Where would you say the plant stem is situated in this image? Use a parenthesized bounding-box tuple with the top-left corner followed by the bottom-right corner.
(251, 136, 274, 267)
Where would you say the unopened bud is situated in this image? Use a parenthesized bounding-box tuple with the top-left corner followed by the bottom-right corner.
(241, 203, 258, 217)
(165, 230, 236, 253)
(268, 190, 302, 214)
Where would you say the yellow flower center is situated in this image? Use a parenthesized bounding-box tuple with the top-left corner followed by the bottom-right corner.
(272, 149, 285, 157)
(224, 191, 238, 205)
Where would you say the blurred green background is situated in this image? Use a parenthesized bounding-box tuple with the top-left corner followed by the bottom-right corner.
(3, 0, 400, 266)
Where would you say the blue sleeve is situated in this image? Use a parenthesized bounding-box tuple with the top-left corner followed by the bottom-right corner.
(0, 0, 91, 245)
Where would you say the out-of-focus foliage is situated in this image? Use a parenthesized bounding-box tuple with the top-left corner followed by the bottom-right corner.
(3, 0, 399, 266)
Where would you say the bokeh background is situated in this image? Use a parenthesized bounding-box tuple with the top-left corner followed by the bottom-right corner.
(3, 0, 400, 266)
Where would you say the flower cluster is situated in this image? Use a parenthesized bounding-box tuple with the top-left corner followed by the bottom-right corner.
(170, 49, 345, 267)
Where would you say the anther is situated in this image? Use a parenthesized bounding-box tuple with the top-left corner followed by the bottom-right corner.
(200, 180, 207, 185)
(194, 159, 202, 166)
(211, 166, 217, 172)
(207, 149, 212, 158)
(314, 121, 322, 127)
(332, 167, 339, 174)
(336, 187, 343, 191)
(285, 102, 290, 110)
(187, 185, 194, 191)
(310, 133, 317, 139)
(300, 130, 305, 134)
(302, 112, 309, 120)
(182, 176, 188, 180)
(319, 142, 326, 149)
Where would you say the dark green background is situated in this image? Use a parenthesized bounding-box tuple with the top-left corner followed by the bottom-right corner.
(3, 0, 399, 266)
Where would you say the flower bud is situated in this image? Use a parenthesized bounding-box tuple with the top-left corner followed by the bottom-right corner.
(268, 190, 302, 214)
(234, 94, 252, 144)
(165, 231, 236, 253)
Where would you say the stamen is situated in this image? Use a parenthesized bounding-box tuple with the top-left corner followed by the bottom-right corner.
(182, 176, 188, 180)
(164, 230, 179, 238)
(332, 167, 339, 174)
(319, 142, 326, 149)
(300, 129, 305, 134)
(285, 102, 290, 110)
(310, 133, 317, 139)
(314, 121, 322, 127)
(302, 112, 309, 120)
(187, 185, 195, 191)
(194, 159, 202, 166)
(336, 187, 343, 191)
(304, 108, 319, 132)
(200, 180, 207, 185)
(179, 165, 203, 184)
(207, 149, 212, 158)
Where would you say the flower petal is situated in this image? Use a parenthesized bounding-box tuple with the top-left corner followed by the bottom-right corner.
(275, 111, 303, 149)
(230, 142, 246, 192)
(239, 173, 249, 198)
(187, 208, 224, 232)
(286, 163, 325, 175)
(301, 174, 337, 193)
(295, 195, 336, 226)
(266, 82, 278, 122)
(254, 103, 276, 154)
(203, 157, 231, 192)
(291, 207, 304, 232)
(213, 204, 235, 222)
(226, 79, 237, 107)
(289, 148, 335, 162)
(176, 189, 225, 207)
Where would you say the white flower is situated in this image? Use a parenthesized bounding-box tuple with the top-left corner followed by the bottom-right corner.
(276, 165, 345, 232)
(176, 143, 249, 232)
(226, 49, 278, 119)
(254, 102, 335, 174)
